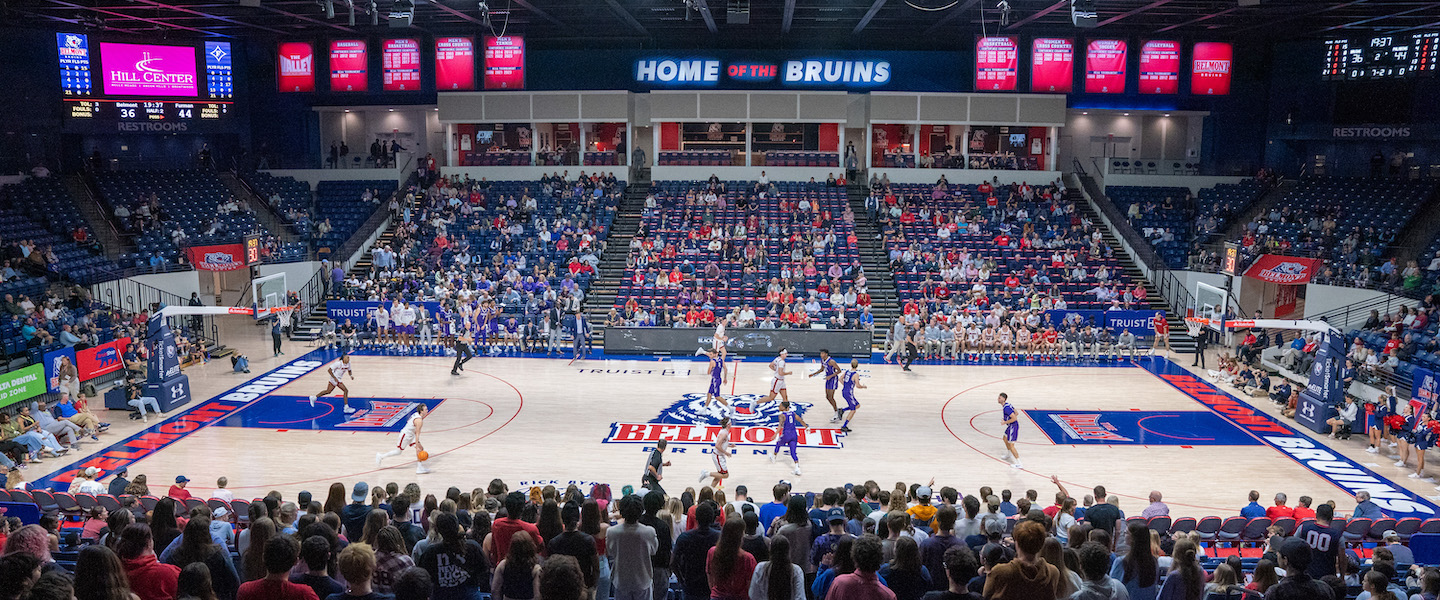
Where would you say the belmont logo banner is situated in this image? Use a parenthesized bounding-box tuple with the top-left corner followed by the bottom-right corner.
(1243, 255, 1322, 284)
(604, 393, 844, 450)
(185, 243, 247, 271)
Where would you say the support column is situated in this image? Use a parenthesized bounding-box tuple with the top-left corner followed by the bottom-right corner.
(531, 123, 539, 167)
(744, 122, 752, 167)
(1047, 126, 1058, 172)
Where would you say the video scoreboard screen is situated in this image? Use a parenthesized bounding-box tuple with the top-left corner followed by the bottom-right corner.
(59, 34, 233, 127)
(1324, 32, 1439, 80)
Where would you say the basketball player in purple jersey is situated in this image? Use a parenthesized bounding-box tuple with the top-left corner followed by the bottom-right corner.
(808, 349, 843, 422)
(702, 348, 729, 418)
(998, 392, 1021, 469)
(838, 360, 866, 434)
(769, 400, 806, 475)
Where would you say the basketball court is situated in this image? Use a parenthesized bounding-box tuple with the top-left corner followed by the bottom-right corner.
(24, 320, 1440, 522)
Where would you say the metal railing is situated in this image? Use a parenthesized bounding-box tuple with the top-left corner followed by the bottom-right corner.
(89, 276, 220, 347)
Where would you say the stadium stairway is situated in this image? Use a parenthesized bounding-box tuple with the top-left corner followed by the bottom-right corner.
(62, 172, 130, 260)
(845, 179, 901, 350)
(585, 172, 649, 341)
(288, 202, 408, 343)
(1070, 186, 1198, 354)
(1216, 179, 1294, 243)
(220, 172, 298, 244)
(1387, 184, 1440, 266)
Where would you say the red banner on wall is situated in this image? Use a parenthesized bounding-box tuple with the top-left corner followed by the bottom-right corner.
(77, 337, 130, 380)
(1243, 255, 1323, 284)
(186, 243, 247, 271)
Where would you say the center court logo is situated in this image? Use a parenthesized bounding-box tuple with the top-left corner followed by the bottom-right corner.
(603, 393, 844, 449)
(1049, 414, 1133, 443)
(336, 400, 421, 429)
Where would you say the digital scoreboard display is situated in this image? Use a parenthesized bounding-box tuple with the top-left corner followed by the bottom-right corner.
(1324, 32, 1439, 80)
(60, 35, 232, 127)
(975, 36, 1018, 91)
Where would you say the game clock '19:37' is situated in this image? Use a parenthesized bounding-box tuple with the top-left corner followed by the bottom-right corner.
(1324, 32, 1439, 80)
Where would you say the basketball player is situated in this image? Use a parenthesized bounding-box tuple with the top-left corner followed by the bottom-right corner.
(998, 392, 1021, 469)
(808, 349, 842, 422)
(395, 300, 416, 354)
(996, 325, 1014, 361)
(372, 304, 390, 349)
(1151, 313, 1170, 354)
(769, 400, 806, 475)
(376, 405, 431, 474)
(713, 320, 729, 381)
(701, 348, 730, 417)
(981, 326, 996, 361)
(758, 349, 792, 405)
(1042, 325, 1060, 360)
(965, 322, 983, 361)
(698, 416, 732, 489)
(1016, 325, 1033, 360)
(309, 355, 358, 414)
(838, 360, 866, 434)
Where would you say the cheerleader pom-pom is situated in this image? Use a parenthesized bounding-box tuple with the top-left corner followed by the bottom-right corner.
(1427, 420, 1440, 435)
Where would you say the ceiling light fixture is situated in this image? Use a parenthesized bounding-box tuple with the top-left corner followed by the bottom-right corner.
(903, 0, 961, 11)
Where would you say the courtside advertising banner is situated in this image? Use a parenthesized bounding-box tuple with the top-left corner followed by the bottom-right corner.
(1243, 255, 1323, 284)
(326, 301, 442, 323)
(43, 347, 77, 393)
(77, 337, 131, 380)
(0, 364, 47, 410)
(185, 243, 247, 271)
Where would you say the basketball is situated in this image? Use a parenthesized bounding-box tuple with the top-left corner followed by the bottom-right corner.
(417, 450, 429, 462)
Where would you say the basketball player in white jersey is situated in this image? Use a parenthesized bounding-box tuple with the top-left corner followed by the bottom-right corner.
(996, 325, 1014, 361)
(376, 405, 431, 474)
(395, 300, 416, 354)
(757, 349, 792, 405)
(1016, 326, 1033, 360)
(965, 323, 982, 361)
(698, 416, 732, 489)
(372, 305, 391, 349)
(981, 326, 997, 360)
(309, 355, 358, 413)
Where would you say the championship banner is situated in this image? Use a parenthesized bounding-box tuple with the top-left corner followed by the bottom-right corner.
(76, 337, 130, 380)
(42, 347, 77, 393)
(185, 243, 247, 271)
(1243, 255, 1323, 284)
(0, 364, 47, 410)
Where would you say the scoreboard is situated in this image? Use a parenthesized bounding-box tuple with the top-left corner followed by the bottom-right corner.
(59, 33, 234, 130)
(1324, 32, 1439, 80)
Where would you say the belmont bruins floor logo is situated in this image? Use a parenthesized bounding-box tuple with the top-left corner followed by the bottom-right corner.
(602, 393, 844, 449)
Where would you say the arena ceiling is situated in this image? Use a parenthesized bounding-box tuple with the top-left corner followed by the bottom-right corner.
(8, 0, 1440, 45)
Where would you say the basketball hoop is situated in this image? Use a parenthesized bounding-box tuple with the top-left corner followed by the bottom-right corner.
(1185, 317, 1207, 339)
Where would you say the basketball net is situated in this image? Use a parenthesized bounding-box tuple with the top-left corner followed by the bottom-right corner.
(1184, 317, 1206, 338)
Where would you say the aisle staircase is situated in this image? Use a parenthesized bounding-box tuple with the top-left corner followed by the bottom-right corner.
(1068, 181, 1198, 354)
(844, 180, 901, 350)
(584, 172, 649, 342)
(219, 172, 297, 244)
(288, 214, 402, 343)
(63, 172, 130, 260)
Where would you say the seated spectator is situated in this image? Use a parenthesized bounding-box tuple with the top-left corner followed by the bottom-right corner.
(237, 536, 320, 600)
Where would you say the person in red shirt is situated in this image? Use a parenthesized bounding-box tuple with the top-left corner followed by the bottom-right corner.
(994, 234, 1011, 247)
(487, 491, 545, 561)
(237, 536, 320, 600)
(1384, 333, 1402, 355)
(167, 476, 193, 502)
(1291, 496, 1316, 521)
(1004, 275, 1021, 290)
(119, 524, 182, 600)
(1266, 493, 1295, 520)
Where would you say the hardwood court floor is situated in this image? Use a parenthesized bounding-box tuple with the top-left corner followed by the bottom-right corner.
(30, 323, 1440, 520)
